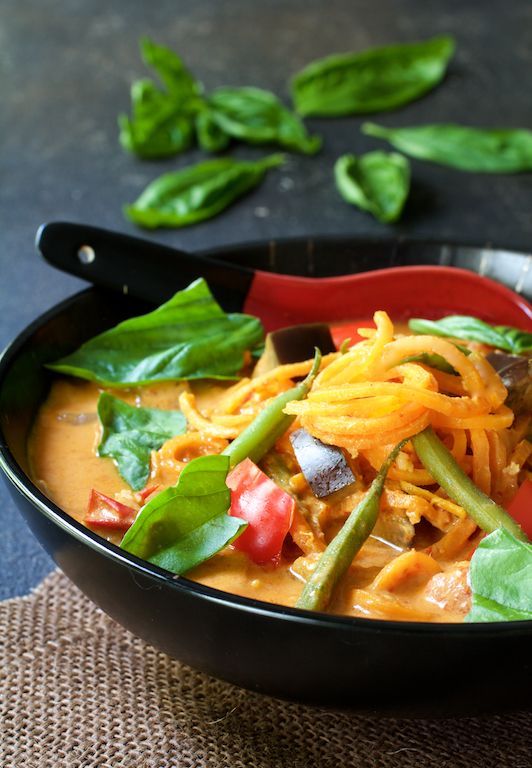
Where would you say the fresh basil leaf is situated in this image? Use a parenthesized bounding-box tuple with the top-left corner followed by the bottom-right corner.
(119, 38, 204, 158)
(195, 110, 231, 152)
(466, 528, 532, 622)
(334, 152, 410, 223)
(205, 86, 321, 154)
(363, 122, 532, 173)
(119, 80, 196, 159)
(139, 37, 202, 99)
(401, 345, 472, 374)
(97, 392, 186, 490)
(291, 35, 454, 117)
(401, 352, 456, 374)
(409, 315, 532, 354)
(47, 278, 264, 386)
(120, 454, 246, 574)
(124, 153, 284, 229)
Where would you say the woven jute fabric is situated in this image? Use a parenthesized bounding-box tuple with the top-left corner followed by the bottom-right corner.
(0, 571, 530, 768)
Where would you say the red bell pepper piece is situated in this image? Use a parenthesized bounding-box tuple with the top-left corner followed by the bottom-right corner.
(138, 485, 159, 503)
(506, 480, 532, 540)
(85, 489, 137, 532)
(330, 319, 375, 350)
(227, 458, 294, 564)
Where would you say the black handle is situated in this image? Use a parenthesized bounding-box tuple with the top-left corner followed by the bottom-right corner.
(36, 222, 254, 311)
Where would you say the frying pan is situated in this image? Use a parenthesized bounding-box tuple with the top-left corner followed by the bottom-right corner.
(0, 224, 531, 716)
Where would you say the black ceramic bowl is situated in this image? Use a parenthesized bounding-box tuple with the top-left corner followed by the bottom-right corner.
(1, 235, 531, 717)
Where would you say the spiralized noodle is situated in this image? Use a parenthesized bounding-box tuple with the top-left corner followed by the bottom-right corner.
(148, 310, 530, 620)
(154, 310, 528, 514)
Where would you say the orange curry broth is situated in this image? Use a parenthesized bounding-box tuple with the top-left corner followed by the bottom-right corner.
(29, 363, 471, 624)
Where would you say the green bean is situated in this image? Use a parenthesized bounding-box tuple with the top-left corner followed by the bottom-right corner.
(296, 439, 407, 612)
(412, 427, 527, 541)
(222, 348, 322, 469)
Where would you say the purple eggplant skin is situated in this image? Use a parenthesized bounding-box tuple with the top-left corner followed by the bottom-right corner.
(290, 428, 356, 498)
(486, 351, 532, 417)
(269, 323, 336, 364)
(254, 323, 336, 377)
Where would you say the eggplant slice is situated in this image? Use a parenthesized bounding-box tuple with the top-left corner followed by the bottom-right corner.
(290, 428, 356, 498)
(487, 351, 532, 416)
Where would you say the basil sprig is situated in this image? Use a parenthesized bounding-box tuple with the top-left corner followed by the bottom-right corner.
(119, 38, 203, 159)
(466, 529, 532, 622)
(120, 454, 246, 574)
(124, 153, 284, 229)
(121, 38, 320, 158)
(363, 122, 532, 173)
(97, 393, 186, 490)
(48, 278, 264, 386)
(291, 35, 455, 117)
(409, 315, 532, 354)
(334, 151, 410, 223)
(201, 86, 321, 155)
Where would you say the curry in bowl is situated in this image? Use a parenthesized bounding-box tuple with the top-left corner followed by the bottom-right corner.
(29, 279, 532, 623)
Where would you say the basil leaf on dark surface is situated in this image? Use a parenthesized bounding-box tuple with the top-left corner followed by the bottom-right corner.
(466, 529, 532, 622)
(139, 37, 201, 98)
(363, 122, 532, 173)
(195, 110, 231, 152)
(124, 153, 284, 228)
(409, 316, 532, 353)
(97, 392, 186, 490)
(204, 86, 321, 154)
(291, 35, 455, 117)
(120, 454, 247, 574)
(48, 278, 264, 386)
(119, 80, 196, 159)
(119, 38, 204, 158)
(334, 151, 410, 223)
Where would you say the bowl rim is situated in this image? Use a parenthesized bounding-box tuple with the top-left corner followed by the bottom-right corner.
(1, 277, 531, 638)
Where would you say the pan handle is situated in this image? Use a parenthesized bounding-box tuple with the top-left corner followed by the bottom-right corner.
(36, 221, 254, 311)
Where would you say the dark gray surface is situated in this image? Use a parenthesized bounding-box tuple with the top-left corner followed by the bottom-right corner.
(1, 0, 532, 598)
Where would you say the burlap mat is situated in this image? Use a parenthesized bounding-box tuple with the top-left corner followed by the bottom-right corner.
(0, 571, 530, 768)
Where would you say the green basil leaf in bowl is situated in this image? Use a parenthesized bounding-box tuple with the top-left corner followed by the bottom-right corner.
(47, 278, 264, 386)
(408, 315, 532, 354)
(120, 453, 247, 574)
(466, 528, 532, 622)
(97, 393, 187, 490)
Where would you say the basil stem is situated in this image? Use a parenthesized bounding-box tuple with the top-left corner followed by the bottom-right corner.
(223, 349, 321, 469)
(412, 427, 527, 541)
(296, 440, 406, 612)
(291, 36, 455, 117)
(334, 151, 410, 223)
(124, 153, 284, 229)
(363, 123, 532, 173)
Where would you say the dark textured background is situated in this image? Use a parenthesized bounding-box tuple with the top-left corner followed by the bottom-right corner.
(1, 0, 532, 598)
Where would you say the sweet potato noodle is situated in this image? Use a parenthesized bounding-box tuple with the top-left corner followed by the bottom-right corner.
(31, 310, 531, 623)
